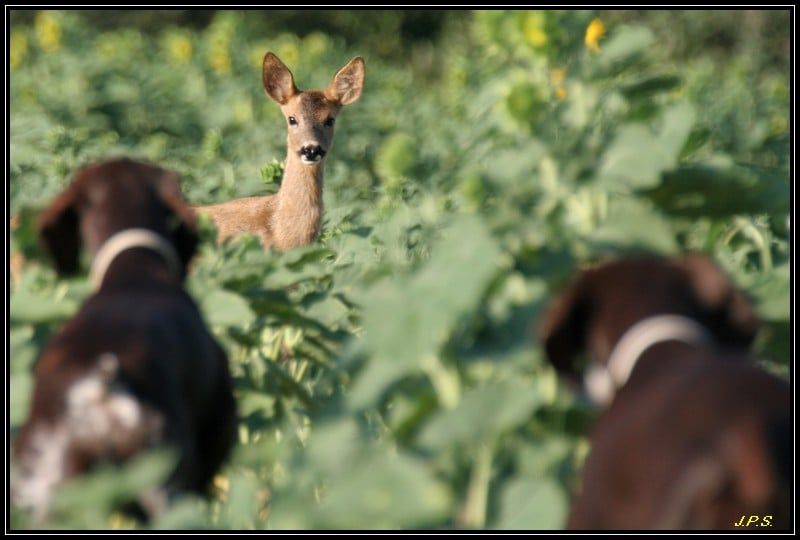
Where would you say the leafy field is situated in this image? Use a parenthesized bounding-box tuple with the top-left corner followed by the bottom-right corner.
(9, 10, 790, 529)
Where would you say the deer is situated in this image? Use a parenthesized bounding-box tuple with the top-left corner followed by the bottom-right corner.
(194, 52, 365, 250)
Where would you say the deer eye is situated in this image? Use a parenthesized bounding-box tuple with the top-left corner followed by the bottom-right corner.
(324, 117, 335, 127)
(288, 116, 298, 126)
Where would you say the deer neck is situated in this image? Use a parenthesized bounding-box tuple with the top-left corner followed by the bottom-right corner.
(272, 150, 325, 249)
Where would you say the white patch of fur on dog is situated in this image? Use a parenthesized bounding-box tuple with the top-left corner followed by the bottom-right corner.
(67, 376, 104, 410)
(14, 353, 166, 521)
(13, 425, 69, 522)
(66, 352, 148, 450)
(106, 393, 142, 430)
(97, 352, 119, 377)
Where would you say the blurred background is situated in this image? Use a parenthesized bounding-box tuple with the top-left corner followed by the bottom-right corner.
(10, 10, 789, 530)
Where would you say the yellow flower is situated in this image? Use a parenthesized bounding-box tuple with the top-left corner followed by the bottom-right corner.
(109, 513, 124, 529)
(450, 63, 467, 87)
(233, 98, 253, 124)
(550, 68, 566, 86)
(109, 512, 134, 529)
(303, 32, 329, 59)
(10, 31, 27, 70)
(95, 34, 118, 59)
(208, 35, 231, 74)
(584, 18, 606, 53)
(210, 51, 231, 73)
(207, 27, 231, 74)
(549, 69, 567, 101)
(277, 41, 300, 66)
(213, 474, 230, 495)
(522, 12, 548, 48)
(250, 42, 270, 68)
(35, 11, 61, 53)
(166, 34, 193, 63)
(526, 27, 547, 48)
(770, 115, 788, 135)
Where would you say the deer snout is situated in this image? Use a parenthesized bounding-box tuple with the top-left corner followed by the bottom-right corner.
(299, 144, 326, 164)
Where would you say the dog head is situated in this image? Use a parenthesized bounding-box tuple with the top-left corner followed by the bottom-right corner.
(38, 158, 197, 278)
(537, 254, 760, 379)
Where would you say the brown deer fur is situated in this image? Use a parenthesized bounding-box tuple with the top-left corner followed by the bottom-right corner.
(195, 52, 365, 250)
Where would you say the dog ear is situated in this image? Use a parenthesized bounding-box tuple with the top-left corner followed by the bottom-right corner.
(537, 275, 590, 378)
(38, 183, 82, 275)
(262, 52, 298, 105)
(677, 253, 760, 349)
(155, 170, 198, 274)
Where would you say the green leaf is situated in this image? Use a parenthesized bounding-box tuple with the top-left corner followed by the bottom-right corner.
(304, 419, 362, 474)
(418, 380, 543, 450)
(200, 289, 255, 328)
(658, 102, 695, 161)
(597, 125, 673, 191)
(10, 325, 38, 373)
(598, 25, 654, 65)
(620, 74, 682, 100)
(494, 478, 567, 530)
(748, 263, 789, 321)
(221, 473, 262, 529)
(150, 496, 211, 530)
(347, 355, 411, 411)
(597, 104, 693, 194)
(10, 373, 33, 427)
(588, 195, 677, 254)
(11, 287, 79, 324)
(260, 158, 285, 188)
(237, 389, 277, 418)
(644, 164, 789, 218)
(516, 436, 574, 476)
(312, 452, 452, 529)
(376, 133, 416, 180)
(349, 214, 500, 408)
(755, 320, 789, 367)
(301, 293, 351, 328)
(50, 450, 176, 527)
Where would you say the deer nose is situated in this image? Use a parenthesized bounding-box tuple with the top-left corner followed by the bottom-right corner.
(300, 144, 326, 160)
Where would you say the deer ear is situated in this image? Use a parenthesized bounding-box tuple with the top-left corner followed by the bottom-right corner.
(38, 183, 82, 275)
(326, 56, 365, 106)
(537, 275, 590, 378)
(677, 253, 760, 349)
(262, 52, 297, 105)
(155, 170, 198, 275)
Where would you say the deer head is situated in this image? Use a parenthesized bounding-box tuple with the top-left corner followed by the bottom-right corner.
(262, 52, 365, 166)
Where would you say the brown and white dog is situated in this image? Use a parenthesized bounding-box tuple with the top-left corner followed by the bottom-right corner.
(12, 158, 237, 521)
(538, 254, 790, 530)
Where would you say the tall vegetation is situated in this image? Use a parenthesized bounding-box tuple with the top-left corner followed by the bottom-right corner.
(10, 10, 789, 529)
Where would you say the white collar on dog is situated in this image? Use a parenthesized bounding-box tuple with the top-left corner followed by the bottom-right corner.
(90, 228, 181, 289)
(585, 314, 713, 407)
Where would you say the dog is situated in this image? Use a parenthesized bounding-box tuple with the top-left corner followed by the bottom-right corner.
(12, 158, 237, 522)
(538, 254, 790, 530)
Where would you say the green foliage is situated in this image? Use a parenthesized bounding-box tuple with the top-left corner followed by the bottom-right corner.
(10, 10, 789, 530)
(495, 478, 568, 530)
